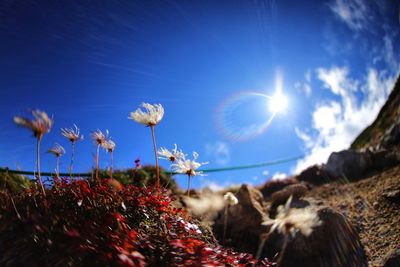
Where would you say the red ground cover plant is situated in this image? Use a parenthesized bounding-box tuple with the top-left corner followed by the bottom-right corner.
(0, 179, 274, 266)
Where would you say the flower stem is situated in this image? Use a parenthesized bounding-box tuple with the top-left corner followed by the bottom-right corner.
(56, 156, 60, 178)
(69, 142, 75, 179)
(95, 144, 100, 181)
(150, 126, 160, 192)
(110, 152, 113, 180)
(223, 204, 228, 245)
(256, 233, 268, 259)
(36, 136, 46, 197)
(187, 174, 191, 197)
(276, 234, 289, 266)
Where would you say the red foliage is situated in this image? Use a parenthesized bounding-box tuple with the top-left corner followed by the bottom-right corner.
(0, 179, 274, 266)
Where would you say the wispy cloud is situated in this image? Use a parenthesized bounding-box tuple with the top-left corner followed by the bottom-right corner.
(295, 70, 312, 97)
(294, 67, 397, 173)
(205, 141, 230, 166)
(329, 0, 370, 31)
(271, 172, 287, 181)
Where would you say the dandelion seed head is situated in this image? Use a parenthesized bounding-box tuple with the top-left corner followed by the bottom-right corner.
(224, 192, 239, 206)
(262, 196, 322, 237)
(91, 129, 107, 146)
(103, 139, 116, 153)
(158, 144, 186, 162)
(129, 102, 164, 127)
(61, 124, 83, 143)
(171, 151, 208, 176)
(14, 109, 53, 138)
(47, 143, 65, 157)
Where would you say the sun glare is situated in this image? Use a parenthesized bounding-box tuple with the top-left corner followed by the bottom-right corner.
(269, 91, 288, 114)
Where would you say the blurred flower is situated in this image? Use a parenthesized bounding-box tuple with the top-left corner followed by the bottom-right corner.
(47, 143, 65, 158)
(91, 129, 108, 181)
(224, 192, 238, 206)
(171, 152, 208, 177)
(91, 129, 108, 146)
(14, 109, 53, 138)
(61, 124, 83, 143)
(129, 103, 164, 127)
(158, 144, 186, 162)
(172, 152, 208, 197)
(262, 196, 322, 237)
(13, 109, 53, 197)
(103, 139, 116, 153)
(134, 158, 141, 169)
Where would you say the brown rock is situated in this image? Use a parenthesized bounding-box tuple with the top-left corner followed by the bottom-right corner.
(212, 184, 267, 254)
(260, 207, 368, 267)
(296, 165, 334, 186)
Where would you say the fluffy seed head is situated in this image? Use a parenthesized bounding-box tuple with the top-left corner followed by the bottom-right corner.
(14, 109, 53, 138)
(103, 139, 116, 153)
(61, 124, 83, 143)
(224, 192, 239, 206)
(171, 151, 208, 176)
(158, 144, 186, 162)
(129, 103, 164, 127)
(262, 196, 322, 237)
(91, 129, 108, 146)
(47, 143, 65, 157)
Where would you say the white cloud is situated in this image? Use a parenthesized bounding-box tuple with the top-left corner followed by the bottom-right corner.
(295, 70, 312, 97)
(205, 141, 230, 165)
(329, 0, 370, 31)
(271, 172, 287, 181)
(294, 66, 397, 173)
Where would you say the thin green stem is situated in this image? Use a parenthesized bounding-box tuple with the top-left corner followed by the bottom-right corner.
(276, 234, 289, 266)
(150, 126, 160, 191)
(56, 156, 60, 178)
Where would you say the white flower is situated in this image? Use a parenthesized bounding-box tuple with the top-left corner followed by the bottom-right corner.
(171, 152, 208, 176)
(47, 143, 65, 157)
(129, 103, 164, 126)
(91, 129, 108, 146)
(262, 196, 322, 237)
(158, 144, 186, 162)
(103, 139, 116, 153)
(14, 109, 53, 138)
(224, 192, 238, 206)
(61, 124, 83, 143)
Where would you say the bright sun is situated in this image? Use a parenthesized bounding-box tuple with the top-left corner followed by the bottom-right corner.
(268, 91, 288, 114)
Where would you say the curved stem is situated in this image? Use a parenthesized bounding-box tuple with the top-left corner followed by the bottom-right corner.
(36, 136, 46, 197)
(150, 126, 160, 191)
(69, 142, 75, 179)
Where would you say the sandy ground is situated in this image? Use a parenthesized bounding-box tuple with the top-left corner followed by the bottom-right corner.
(307, 165, 400, 267)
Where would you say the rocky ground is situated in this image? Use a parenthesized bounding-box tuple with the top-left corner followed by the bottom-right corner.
(307, 165, 400, 267)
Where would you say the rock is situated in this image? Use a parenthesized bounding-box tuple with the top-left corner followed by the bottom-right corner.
(259, 178, 297, 200)
(296, 165, 333, 186)
(269, 184, 309, 218)
(382, 189, 400, 204)
(383, 248, 400, 267)
(325, 150, 373, 181)
(212, 184, 267, 254)
(260, 207, 368, 267)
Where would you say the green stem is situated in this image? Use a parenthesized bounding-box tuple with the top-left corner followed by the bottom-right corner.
(110, 152, 113, 180)
(223, 205, 228, 245)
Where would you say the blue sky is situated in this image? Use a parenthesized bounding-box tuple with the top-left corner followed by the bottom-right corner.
(1, 0, 399, 190)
